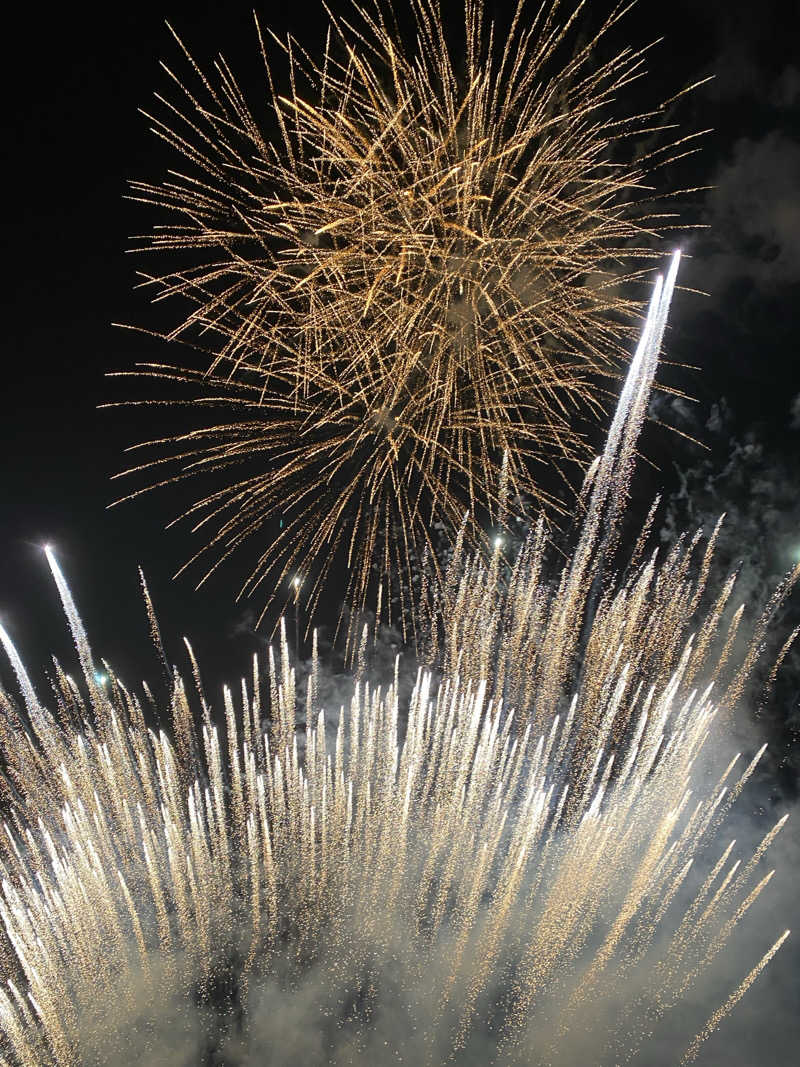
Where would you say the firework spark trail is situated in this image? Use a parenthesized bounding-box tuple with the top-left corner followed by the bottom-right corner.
(0, 606, 783, 1066)
(114, 0, 704, 645)
(680, 929, 791, 1065)
(430, 255, 788, 757)
(0, 257, 793, 1064)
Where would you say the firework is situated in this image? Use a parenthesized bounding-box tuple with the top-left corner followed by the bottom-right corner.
(0, 257, 791, 1064)
(117, 0, 702, 642)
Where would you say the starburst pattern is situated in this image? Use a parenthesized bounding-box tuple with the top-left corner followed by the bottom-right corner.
(118, 0, 701, 641)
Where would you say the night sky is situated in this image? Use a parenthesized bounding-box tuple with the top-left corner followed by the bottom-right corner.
(1, 0, 799, 1062)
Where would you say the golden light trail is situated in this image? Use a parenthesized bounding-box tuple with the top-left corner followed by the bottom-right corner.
(115, 0, 704, 645)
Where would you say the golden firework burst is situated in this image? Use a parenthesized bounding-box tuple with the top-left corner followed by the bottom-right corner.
(118, 0, 701, 642)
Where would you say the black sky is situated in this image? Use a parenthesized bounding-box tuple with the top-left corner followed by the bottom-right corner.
(1, 1, 799, 1061)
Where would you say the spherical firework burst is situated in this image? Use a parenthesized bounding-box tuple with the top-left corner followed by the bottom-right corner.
(2, 266, 792, 1065)
(118, 0, 701, 642)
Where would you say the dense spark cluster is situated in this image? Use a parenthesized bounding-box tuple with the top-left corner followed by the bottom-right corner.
(0, 260, 791, 1065)
(427, 257, 796, 775)
(119, 0, 701, 641)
